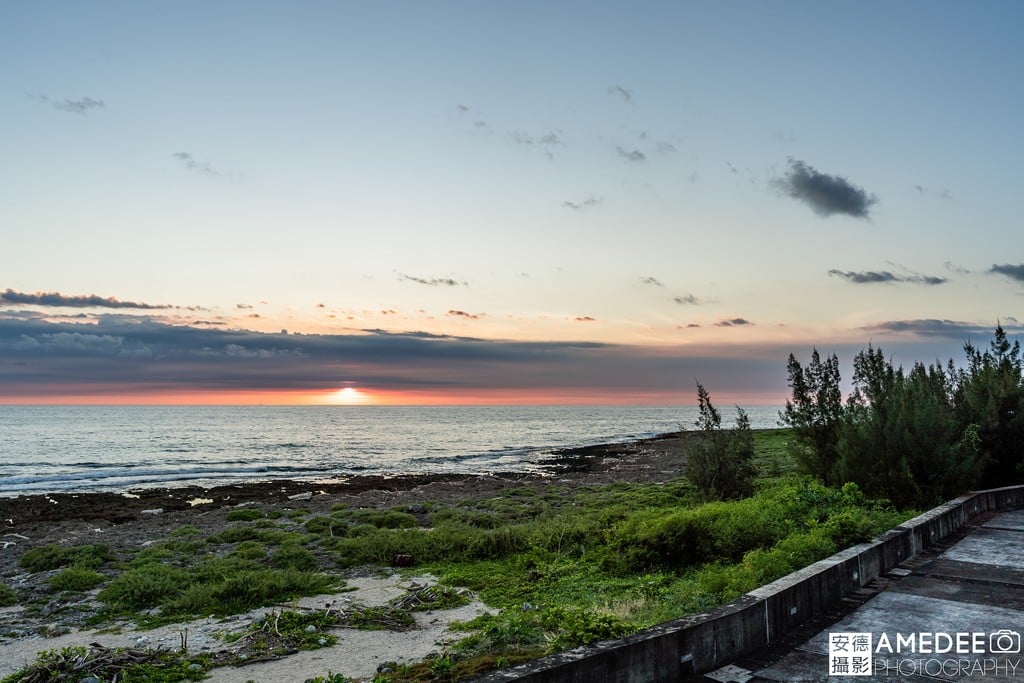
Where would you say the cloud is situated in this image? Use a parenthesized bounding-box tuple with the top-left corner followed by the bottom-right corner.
(674, 295, 700, 305)
(447, 310, 484, 320)
(30, 94, 105, 115)
(641, 277, 664, 288)
(398, 273, 466, 287)
(172, 152, 228, 177)
(24, 314, 1000, 402)
(511, 129, 564, 158)
(828, 270, 947, 285)
(715, 318, 752, 327)
(236, 303, 254, 310)
(989, 263, 1024, 282)
(574, 316, 596, 322)
(0, 289, 173, 310)
(862, 319, 1024, 338)
(944, 261, 972, 275)
(607, 85, 632, 102)
(616, 147, 646, 162)
(773, 158, 877, 218)
(563, 196, 602, 210)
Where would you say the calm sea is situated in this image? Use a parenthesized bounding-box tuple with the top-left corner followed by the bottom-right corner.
(0, 405, 783, 495)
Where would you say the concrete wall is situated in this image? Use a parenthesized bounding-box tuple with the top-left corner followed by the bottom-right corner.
(473, 485, 1024, 683)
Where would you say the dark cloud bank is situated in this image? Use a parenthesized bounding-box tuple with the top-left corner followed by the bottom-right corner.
(0, 315, 786, 399)
(1, 289, 173, 310)
(990, 264, 1024, 282)
(774, 159, 877, 218)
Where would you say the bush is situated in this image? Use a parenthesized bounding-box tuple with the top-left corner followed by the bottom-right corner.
(50, 567, 106, 592)
(0, 583, 17, 606)
(226, 508, 265, 522)
(99, 563, 190, 611)
(19, 543, 115, 572)
(271, 544, 318, 571)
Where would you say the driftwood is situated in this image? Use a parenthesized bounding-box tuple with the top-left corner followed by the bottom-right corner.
(12, 643, 191, 683)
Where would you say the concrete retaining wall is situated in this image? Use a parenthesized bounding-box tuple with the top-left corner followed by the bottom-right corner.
(474, 485, 1024, 682)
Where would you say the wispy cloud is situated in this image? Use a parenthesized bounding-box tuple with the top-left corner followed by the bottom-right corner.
(398, 273, 467, 287)
(773, 158, 877, 218)
(715, 318, 752, 327)
(511, 129, 564, 158)
(989, 263, 1024, 282)
(563, 196, 602, 210)
(616, 146, 646, 163)
(172, 152, 230, 178)
(574, 316, 596, 322)
(828, 269, 947, 285)
(914, 184, 954, 200)
(640, 277, 664, 288)
(607, 84, 633, 102)
(30, 93, 105, 115)
(0, 288, 173, 310)
(447, 310, 484, 320)
(674, 294, 700, 305)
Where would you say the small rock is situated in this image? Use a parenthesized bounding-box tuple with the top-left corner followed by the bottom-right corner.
(140, 508, 163, 515)
(304, 624, 317, 633)
(288, 491, 313, 501)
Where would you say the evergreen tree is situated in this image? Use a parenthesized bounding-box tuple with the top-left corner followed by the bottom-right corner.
(779, 349, 843, 483)
(686, 383, 755, 500)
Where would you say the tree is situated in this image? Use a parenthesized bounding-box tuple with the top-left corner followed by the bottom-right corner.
(779, 349, 844, 484)
(686, 383, 756, 500)
(836, 349, 981, 507)
(954, 324, 1024, 486)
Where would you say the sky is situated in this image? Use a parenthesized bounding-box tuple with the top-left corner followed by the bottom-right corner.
(1, 1, 1023, 406)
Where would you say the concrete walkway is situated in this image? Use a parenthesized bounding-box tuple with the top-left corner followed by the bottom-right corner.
(702, 510, 1024, 682)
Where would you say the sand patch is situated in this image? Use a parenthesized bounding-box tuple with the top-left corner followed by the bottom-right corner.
(0, 573, 494, 682)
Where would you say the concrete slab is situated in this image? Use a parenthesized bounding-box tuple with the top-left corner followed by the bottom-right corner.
(892, 573, 1024, 611)
(704, 664, 753, 682)
(719, 509, 1024, 682)
(982, 509, 1024, 531)
(943, 527, 1024, 570)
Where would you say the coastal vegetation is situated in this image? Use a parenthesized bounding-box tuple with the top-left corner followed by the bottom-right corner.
(5, 326, 1021, 681)
(782, 324, 1024, 507)
(3, 429, 911, 683)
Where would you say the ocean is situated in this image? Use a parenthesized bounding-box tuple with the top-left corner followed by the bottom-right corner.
(0, 405, 783, 495)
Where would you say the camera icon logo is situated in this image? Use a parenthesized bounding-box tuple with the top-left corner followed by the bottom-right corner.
(990, 630, 1021, 654)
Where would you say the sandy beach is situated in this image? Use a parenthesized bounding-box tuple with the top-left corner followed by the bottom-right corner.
(0, 433, 690, 681)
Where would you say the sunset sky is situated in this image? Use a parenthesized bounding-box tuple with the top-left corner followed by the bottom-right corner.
(2, 1, 1022, 405)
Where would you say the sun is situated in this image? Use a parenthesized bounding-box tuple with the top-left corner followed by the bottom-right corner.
(329, 386, 370, 404)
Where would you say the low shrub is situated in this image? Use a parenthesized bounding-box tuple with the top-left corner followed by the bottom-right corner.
(50, 567, 106, 592)
(0, 583, 18, 606)
(226, 508, 265, 522)
(19, 543, 115, 572)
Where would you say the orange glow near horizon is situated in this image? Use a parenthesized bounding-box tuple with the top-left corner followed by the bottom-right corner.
(0, 387, 789, 407)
